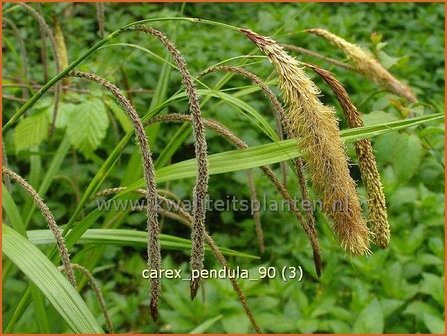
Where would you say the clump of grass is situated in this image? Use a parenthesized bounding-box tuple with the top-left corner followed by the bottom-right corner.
(2, 166, 76, 287)
(308, 64, 390, 247)
(16, 2, 61, 135)
(127, 24, 209, 300)
(67, 70, 161, 320)
(306, 28, 417, 103)
(93, 187, 261, 333)
(59, 263, 113, 333)
(241, 29, 370, 256)
(147, 114, 322, 276)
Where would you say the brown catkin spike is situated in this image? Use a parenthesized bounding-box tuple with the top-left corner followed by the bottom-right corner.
(93, 188, 262, 333)
(59, 264, 114, 333)
(16, 2, 61, 135)
(241, 29, 370, 256)
(53, 18, 69, 86)
(147, 114, 322, 276)
(67, 71, 161, 320)
(2, 166, 76, 287)
(128, 25, 209, 300)
(308, 65, 390, 248)
(306, 28, 417, 103)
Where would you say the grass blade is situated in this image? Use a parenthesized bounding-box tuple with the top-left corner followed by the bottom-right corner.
(3, 185, 50, 332)
(27, 228, 259, 259)
(23, 136, 71, 228)
(3, 225, 103, 333)
(124, 113, 443, 189)
(2, 185, 26, 236)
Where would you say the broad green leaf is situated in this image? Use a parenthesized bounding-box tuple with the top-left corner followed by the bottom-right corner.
(378, 50, 401, 69)
(298, 319, 319, 333)
(352, 298, 384, 333)
(27, 229, 259, 259)
(420, 273, 444, 306)
(222, 313, 250, 333)
(362, 110, 399, 126)
(14, 111, 49, 153)
(379, 299, 404, 318)
(65, 99, 109, 155)
(423, 312, 445, 333)
(392, 133, 423, 183)
(2, 225, 103, 333)
(47, 102, 76, 129)
(373, 132, 401, 164)
(428, 237, 444, 258)
(327, 320, 350, 333)
(403, 300, 440, 319)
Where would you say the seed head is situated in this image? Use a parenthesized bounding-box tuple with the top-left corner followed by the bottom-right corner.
(241, 29, 370, 255)
(306, 28, 417, 103)
(308, 65, 390, 248)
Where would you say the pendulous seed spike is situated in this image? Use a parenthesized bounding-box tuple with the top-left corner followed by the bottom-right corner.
(306, 28, 417, 103)
(307, 64, 390, 248)
(2, 166, 77, 287)
(67, 70, 162, 321)
(127, 25, 209, 301)
(241, 28, 370, 256)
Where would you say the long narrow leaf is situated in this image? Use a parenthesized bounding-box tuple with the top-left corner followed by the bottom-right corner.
(27, 228, 259, 259)
(2, 185, 26, 236)
(3, 225, 103, 333)
(124, 113, 443, 189)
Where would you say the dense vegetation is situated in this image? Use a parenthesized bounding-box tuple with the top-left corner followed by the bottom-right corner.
(2, 2, 444, 333)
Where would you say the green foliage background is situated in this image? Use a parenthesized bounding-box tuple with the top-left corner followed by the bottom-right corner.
(2, 2, 445, 333)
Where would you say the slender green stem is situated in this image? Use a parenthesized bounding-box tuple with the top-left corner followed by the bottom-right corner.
(3, 17, 241, 133)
